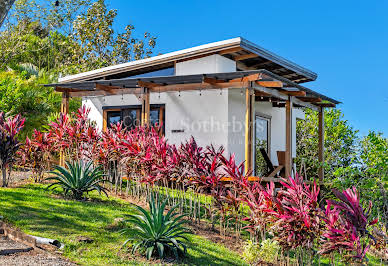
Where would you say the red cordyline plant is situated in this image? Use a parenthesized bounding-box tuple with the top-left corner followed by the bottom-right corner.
(319, 187, 378, 262)
(20, 129, 53, 182)
(49, 106, 101, 162)
(270, 174, 323, 250)
(0, 112, 25, 187)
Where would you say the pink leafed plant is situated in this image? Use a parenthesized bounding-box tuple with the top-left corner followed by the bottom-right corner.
(319, 187, 378, 262)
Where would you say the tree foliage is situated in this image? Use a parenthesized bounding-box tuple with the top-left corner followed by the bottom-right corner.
(296, 108, 358, 180)
(1, 0, 156, 73)
(0, 68, 80, 138)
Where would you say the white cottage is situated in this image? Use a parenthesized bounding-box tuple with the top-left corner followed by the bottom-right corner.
(50, 37, 339, 179)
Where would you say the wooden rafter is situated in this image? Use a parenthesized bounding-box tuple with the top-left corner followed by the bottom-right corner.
(255, 80, 283, 88)
(137, 80, 163, 88)
(277, 89, 306, 96)
(218, 47, 244, 55)
(297, 96, 322, 103)
(235, 53, 258, 61)
(230, 73, 262, 83)
(203, 77, 226, 84)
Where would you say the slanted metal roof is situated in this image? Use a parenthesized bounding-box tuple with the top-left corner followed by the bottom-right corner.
(58, 37, 317, 84)
(47, 70, 339, 105)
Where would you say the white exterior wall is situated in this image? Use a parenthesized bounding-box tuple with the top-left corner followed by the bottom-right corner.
(83, 54, 236, 152)
(82, 53, 304, 169)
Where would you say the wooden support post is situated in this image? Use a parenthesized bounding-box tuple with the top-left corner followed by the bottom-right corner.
(318, 107, 325, 182)
(60, 91, 69, 167)
(141, 87, 150, 126)
(244, 85, 253, 174)
(285, 97, 293, 178)
(60, 91, 69, 114)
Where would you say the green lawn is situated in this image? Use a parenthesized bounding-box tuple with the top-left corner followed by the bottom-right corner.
(0, 184, 247, 266)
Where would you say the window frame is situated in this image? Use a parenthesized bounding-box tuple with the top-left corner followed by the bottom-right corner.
(103, 104, 165, 134)
(254, 112, 271, 176)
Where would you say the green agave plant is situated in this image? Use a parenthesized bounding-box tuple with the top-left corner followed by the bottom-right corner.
(47, 160, 108, 200)
(122, 194, 191, 260)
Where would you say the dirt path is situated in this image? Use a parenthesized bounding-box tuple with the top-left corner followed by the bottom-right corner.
(0, 236, 75, 266)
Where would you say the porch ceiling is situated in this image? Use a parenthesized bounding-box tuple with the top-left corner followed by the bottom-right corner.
(45, 70, 340, 110)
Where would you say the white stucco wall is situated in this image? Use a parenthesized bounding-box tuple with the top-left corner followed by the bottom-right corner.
(82, 54, 304, 169)
(83, 54, 236, 152)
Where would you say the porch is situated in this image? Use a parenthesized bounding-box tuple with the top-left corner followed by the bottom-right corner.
(47, 69, 339, 181)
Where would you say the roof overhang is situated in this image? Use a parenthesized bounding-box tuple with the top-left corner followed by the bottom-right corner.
(58, 37, 317, 84)
(48, 70, 339, 111)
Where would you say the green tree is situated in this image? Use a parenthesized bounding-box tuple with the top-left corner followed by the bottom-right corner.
(296, 108, 358, 181)
(0, 67, 80, 138)
(1, 0, 157, 73)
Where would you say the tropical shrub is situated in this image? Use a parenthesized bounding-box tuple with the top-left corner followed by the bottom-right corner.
(122, 194, 191, 260)
(271, 174, 323, 251)
(47, 160, 108, 200)
(243, 239, 280, 264)
(319, 187, 378, 262)
(19, 129, 53, 182)
(0, 112, 25, 187)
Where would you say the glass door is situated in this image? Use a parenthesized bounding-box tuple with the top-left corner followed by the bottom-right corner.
(255, 115, 270, 176)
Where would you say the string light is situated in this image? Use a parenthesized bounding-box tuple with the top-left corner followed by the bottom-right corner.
(179, 90, 181, 97)
(220, 88, 222, 95)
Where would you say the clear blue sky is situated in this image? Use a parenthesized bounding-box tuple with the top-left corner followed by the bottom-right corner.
(110, 0, 388, 137)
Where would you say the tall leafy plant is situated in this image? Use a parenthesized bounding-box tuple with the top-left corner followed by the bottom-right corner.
(122, 194, 191, 260)
(0, 112, 24, 187)
(47, 160, 108, 200)
(319, 187, 378, 262)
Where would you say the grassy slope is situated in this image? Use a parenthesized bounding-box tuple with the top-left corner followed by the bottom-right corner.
(0, 184, 247, 266)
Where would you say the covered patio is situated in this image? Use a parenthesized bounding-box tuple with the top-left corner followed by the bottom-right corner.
(46, 69, 339, 182)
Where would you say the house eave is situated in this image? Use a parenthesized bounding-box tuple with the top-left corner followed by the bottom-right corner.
(58, 37, 317, 84)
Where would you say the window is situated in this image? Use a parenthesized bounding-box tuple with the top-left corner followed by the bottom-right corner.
(255, 115, 270, 176)
(104, 105, 165, 133)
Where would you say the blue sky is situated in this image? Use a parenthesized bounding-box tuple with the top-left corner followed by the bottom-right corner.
(110, 0, 388, 136)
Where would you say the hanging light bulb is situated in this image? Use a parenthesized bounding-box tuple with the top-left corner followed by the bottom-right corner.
(269, 98, 272, 102)
(121, 93, 124, 101)
(199, 89, 202, 96)
(260, 96, 264, 100)
(220, 88, 222, 95)
(179, 90, 181, 97)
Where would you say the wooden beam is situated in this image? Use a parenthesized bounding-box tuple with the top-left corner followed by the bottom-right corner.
(230, 73, 262, 83)
(203, 77, 226, 84)
(60, 91, 69, 167)
(285, 97, 293, 178)
(95, 83, 122, 93)
(235, 53, 258, 61)
(297, 96, 322, 103)
(315, 102, 336, 108)
(277, 89, 306, 97)
(137, 80, 163, 88)
(293, 97, 320, 112)
(218, 47, 244, 55)
(245, 85, 254, 174)
(141, 87, 150, 126)
(60, 91, 69, 115)
(318, 107, 325, 182)
(69, 88, 142, 97)
(256, 80, 283, 88)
